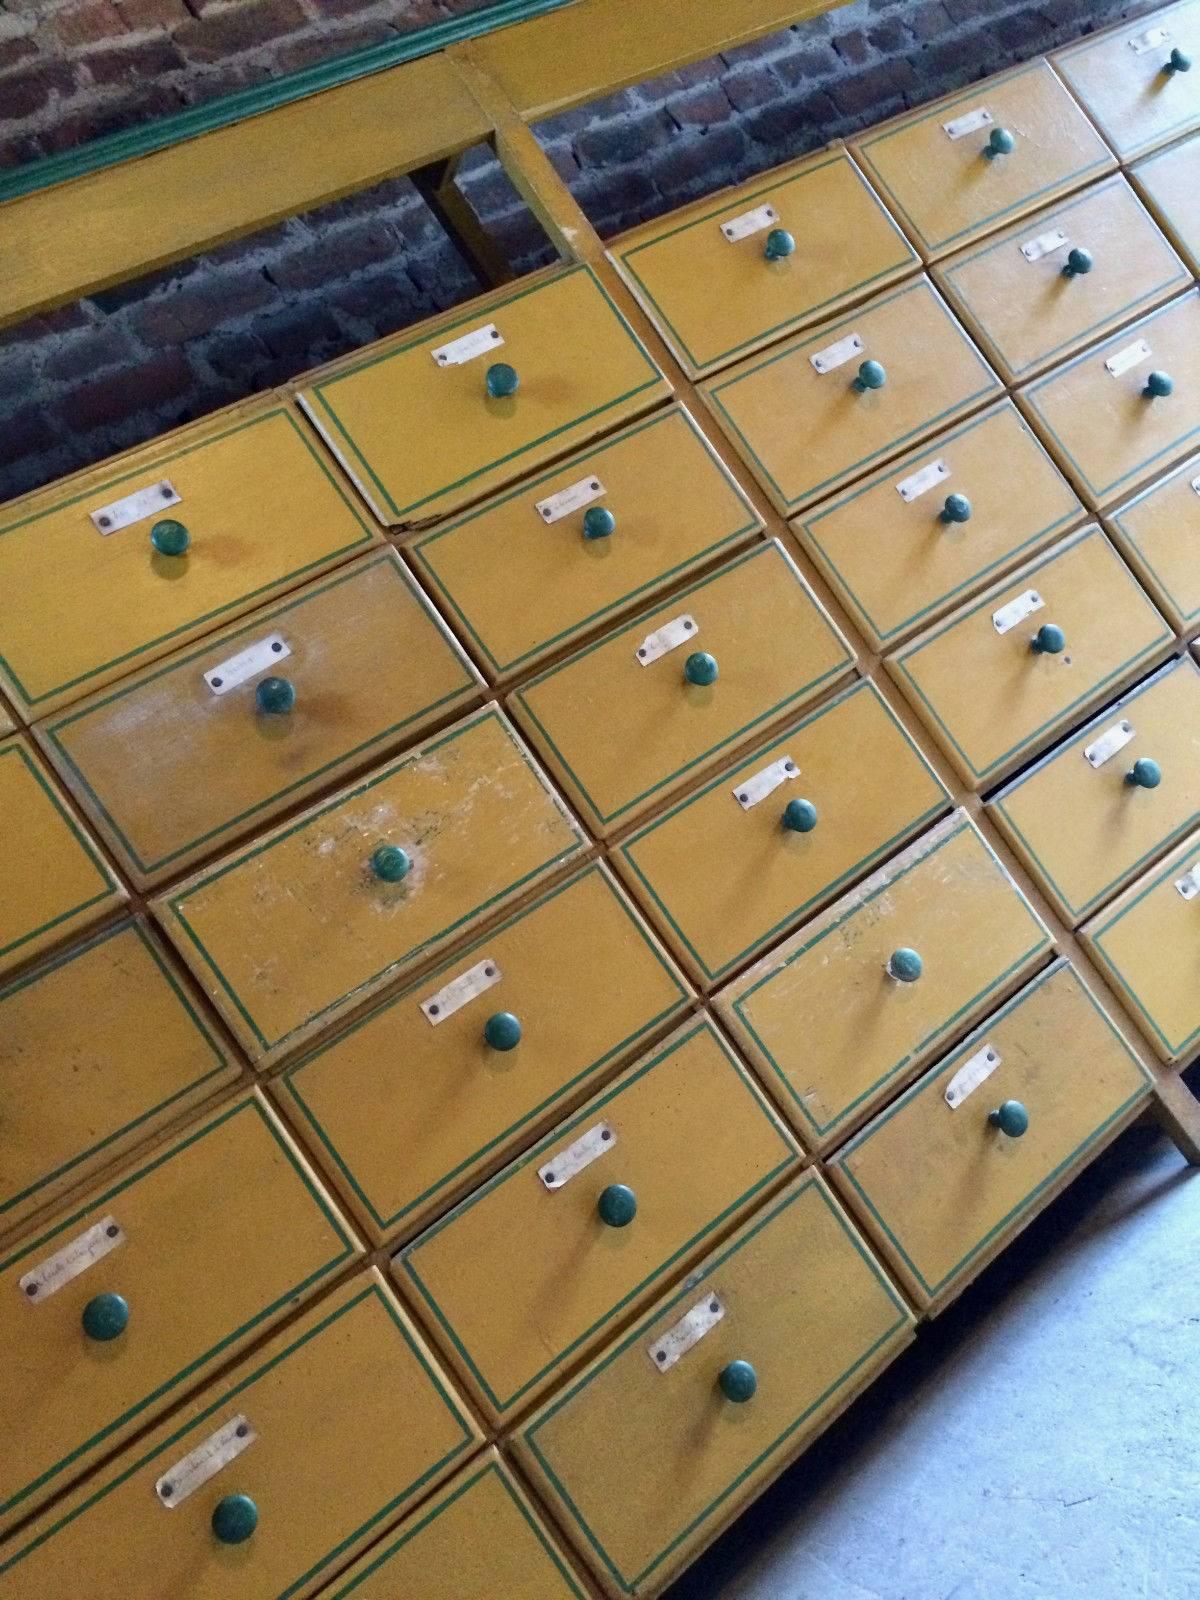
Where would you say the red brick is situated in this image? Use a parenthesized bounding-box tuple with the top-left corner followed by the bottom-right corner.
(84, 37, 184, 83)
(116, 0, 191, 27)
(175, 0, 309, 62)
(42, 327, 137, 384)
(54, 1, 128, 47)
(273, 22, 394, 73)
(0, 38, 39, 72)
(265, 220, 398, 291)
(667, 83, 735, 128)
(0, 62, 77, 119)
(35, 84, 182, 154)
(129, 269, 276, 344)
(55, 349, 192, 432)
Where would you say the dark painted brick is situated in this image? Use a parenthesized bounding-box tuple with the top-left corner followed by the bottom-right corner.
(829, 57, 919, 117)
(908, 1, 955, 41)
(868, 16, 912, 51)
(265, 221, 398, 291)
(34, 83, 182, 155)
(576, 111, 674, 168)
(667, 83, 735, 128)
(116, 0, 192, 26)
(55, 349, 191, 432)
(648, 125, 751, 198)
(42, 326, 136, 382)
(273, 22, 395, 72)
(833, 29, 873, 65)
(129, 270, 277, 344)
(723, 63, 785, 112)
(774, 45, 840, 86)
(0, 407, 61, 465)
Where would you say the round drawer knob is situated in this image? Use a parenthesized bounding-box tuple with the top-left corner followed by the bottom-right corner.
(582, 505, 616, 540)
(985, 127, 1015, 159)
(1062, 247, 1094, 278)
(684, 650, 719, 687)
(484, 1010, 522, 1051)
(1143, 370, 1174, 399)
(486, 362, 519, 399)
(940, 493, 972, 525)
(1126, 757, 1162, 789)
(596, 1183, 637, 1228)
(782, 797, 818, 833)
(1164, 46, 1192, 73)
(764, 227, 795, 261)
(887, 947, 923, 984)
(719, 1359, 758, 1403)
(1030, 623, 1065, 655)
(852, 359, 887, 393)
(81, 1292, 129, 1342)
(989, 1099, 1029, 1138)
(150, 519, 190, 557)
(370, 844, 411, 883)
(255, 675, 295, 715)
(211, 1494, 258, 1546)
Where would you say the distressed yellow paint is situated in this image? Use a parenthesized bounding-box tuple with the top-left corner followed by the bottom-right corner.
(1104, 450, 1200, 635)
(1132, 132, 1200, 275)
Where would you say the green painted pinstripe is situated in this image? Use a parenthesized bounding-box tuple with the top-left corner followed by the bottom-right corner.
(1108, 472, 1200, 628)
(1056, 7, 1200, 159)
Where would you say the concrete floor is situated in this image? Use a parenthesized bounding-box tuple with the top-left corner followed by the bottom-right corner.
(668, 1100, 1200, 1600)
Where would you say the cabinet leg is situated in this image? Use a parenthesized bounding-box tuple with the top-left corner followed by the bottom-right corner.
(1151, 1070, 1200, 1165)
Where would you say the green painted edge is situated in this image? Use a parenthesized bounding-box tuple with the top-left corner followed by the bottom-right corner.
(1107, 461, 1200, 628)
(1055, 5, 1200, 160)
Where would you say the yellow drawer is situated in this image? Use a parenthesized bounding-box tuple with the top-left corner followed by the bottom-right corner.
(933, 174, 1189, 384)
(1105, 451, 1200, 634)
(1054, 1, 1200, 163)
(1018, 289, 1200, 510)
(514, 1172, 914, 1600)
(614, 679, 950, 991)
(408, 406, 761, 683)
(0, 1273, 482, 1600)
(278, 864, 691, 1245)
(509, 541, 852, 839)
(716, 811, 1051, 1154)
(607, 146, 918, 379)
(700, 277, 1000, 517)
(0, 733, 123, 977)
(0, 1091, 359, 1531)
(791, 400, 1083, 651)
(1132, 131, 1200, 273)
(829, 960, 1151, 1311)
(887, 526, 1172, 789)
(394, 1017, 800, 1426)
(0, 401, 379, 722)
(37, 549, 481, 890)
(849, 60, 1115, 263)
(153, 706, 586, 1066)
(295, 264, 669, 528)
(990, 655, 1200, 924)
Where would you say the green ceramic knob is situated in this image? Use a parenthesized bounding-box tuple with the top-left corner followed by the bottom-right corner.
(764, 227, 795, 260)
(582, 505, 616, 540)
(887, 947, 923, 983)
(719, 1360, 758, 1403)
(597, 1183, 637, 1228)
(81, 1292, 128, 1342)
(782, 797, 818, 833)
(1030, 622, 1065, 655)
(989, 1099, 1029, 1138)
(370, 844, 411, 883)
(211, 1494, 258, 1546)
(486, 362, 519, 398)
(1062, 247, 1094, 278)
(940, 493, 972, 525)
(484, 1010, 522, 1051)
(150, 519, 190, 557)
(255, 675, 295, 715)
(684, 650, 719, 686)
(1126, 757, 1162, 790)
(1164, 47, 1192, 73)
(1143, 370, 1173, 398)
(985, 127, 1016, 159)
(852, 359, 887, 392)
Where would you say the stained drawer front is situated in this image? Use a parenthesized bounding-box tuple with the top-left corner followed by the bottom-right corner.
(990, 656, 1200, 925)
(1018, 289, 1200, 510)
(933, 175, 1189, 384)
(887, 526, 1172, 789)
(0, 1275, 481, 1600)
(0, 1092, 359, 1531)
(1105, 451, 1200, 634)
(408, 406, 761, 683)
(278, 865, 691, 1245)
(849, 60, 1115, 263)
(0, 733, 123, 977)
(514, 1173, 914, 1600)
(394, 1018, 801, 1425)
(0, 402, 379, 721)
(716, 812, 1051, 1154)
(614, 679, 950, 991)
(607, 146, 918, 379)
(154, 707, 586, 1066)
(509, 541, 852, 839)
(829, 960, 1151, 1311)
(295, 264, 669, 528)
(791, 400, 1083, 651)
(700, 277, 1001, 517)
(1132, 132, 1200, 274)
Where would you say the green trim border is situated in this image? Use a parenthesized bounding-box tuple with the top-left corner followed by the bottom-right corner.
(1054, 3, 1200, 163)
(1106, 453, 1200, 630)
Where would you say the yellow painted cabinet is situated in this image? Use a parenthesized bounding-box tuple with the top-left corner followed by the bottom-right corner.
(1054, 1, 1200, 162)
(700, 277, 1001, 516)
(514, 1173, 915, 1600)
(394, 1018, 800, 1425)
(0, 402, 379, 721)
(508, 540, 852, 838)
(0, 1274, 482, 1600)
(607, 146, 918, 378)
(888, 526, 1172, 789)
(849, 60, 1115, 262)
(408, 405, 761, 683)
(716, 812, 1051, 1153)
(295, 264, 669, 528)
(829, 960, 1151, 1311)
(1105, 451, 1200, 634)
(1132, 131, 1200, 274)
(154, 706, 586, 1066)
(38, 549, 481, 889)
(0, 1092, 359, 1532)
(790, 399, 1083, 651)
(277, 864, 691, 1245)
(614, 679, 950, 990)
(0, 701, 13, 736)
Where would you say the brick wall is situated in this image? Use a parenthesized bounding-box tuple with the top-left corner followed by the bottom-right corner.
(0, 0, 1153, 503)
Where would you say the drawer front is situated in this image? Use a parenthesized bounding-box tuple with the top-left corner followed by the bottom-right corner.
(0, 920, 234, 1245)
(1105, 451, 1200, 634)
(408, 406, 761, 682)
(0, 1275, 481, 1600)
(791, 400, 1083, 651)
(700, 277, 1000, 516)
(614, 679, 950, 990)
(278, 865, 691, 1245)
(394, 1018, 801, 1424)
(716, 812, 1051, 1153)
(0, 733, 123, 977)
(515, 1173, 914, 1599)
(1133, 132, 1200, 274)
(850, 60, 1115, 262)
(509, 541, 852, 838)
(607, 147, 918, 378)
(0, 404, 379, 721)
(296, 265, 669, 528)
(934, 175, 1189, 383)
(830, 960, 1151, 1310)
(154, 707, 586, 1064)
(0, 1092, 359, 1529)
(991, 655, 1200, 924)
(888, 526, 1172, 789)
(1018, 289, 1200, 510)
(1054, 2, 1200, 162)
